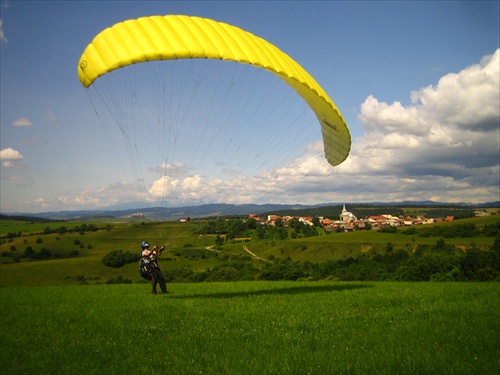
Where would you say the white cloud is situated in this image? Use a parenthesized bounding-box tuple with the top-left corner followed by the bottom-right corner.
(0, 19, 7, 44)
(148, 174, 210, 204)
(148, 162, 189, 177)
(54, 181, 148, 209)
(0, 2, 8, 44)
(0, 147, 23, 161)
(149, 176, 179, 198)
(0, 148, 26, 169)
(379, 133, 421, 149)
(411, 49, 500, 131)
(333, 49, 500, 203)
(181, 175, 202, 189)
(31, 198, 49, 210)
(359, 96, 429, 135)
(2, 161, 16, 168)
(12, 117, 32, 127)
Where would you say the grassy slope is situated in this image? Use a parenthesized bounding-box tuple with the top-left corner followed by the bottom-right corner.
(1, 281, 498, 375)
(1, 216, 498, 287)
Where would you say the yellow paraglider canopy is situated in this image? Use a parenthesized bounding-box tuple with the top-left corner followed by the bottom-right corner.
(78, 15, 350, 166)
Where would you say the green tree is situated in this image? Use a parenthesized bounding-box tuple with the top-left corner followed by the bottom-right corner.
(215, 234, 224, 247)
(312, 216, 321, 227)
(22, 246, 35, 258)
(102, 250, 140, 268)
(247, 217, 257, 229)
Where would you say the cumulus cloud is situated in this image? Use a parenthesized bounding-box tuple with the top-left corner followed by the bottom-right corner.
(412, 51, 500, 131)
(148, 174, 215, 204)
(333, 49, 500, 203)
(0, 147, 26, 169)
(359, 96, 430, 135)
(366, 50, 496, 163)
(149, 176, 179, 198)
(12, 118, 32, 127)
(0, 147, 23, 160)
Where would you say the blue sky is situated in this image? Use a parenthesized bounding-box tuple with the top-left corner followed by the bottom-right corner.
(1, 1, 499, 213)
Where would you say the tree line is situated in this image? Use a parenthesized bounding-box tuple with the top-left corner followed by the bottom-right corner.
(196, 217, 322, 241)
(163, 237, 500, 283)
(197, 218, 498, 241)
(2, 223, 112, 240)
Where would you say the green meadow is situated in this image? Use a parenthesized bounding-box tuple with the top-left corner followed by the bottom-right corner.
(1, 281, 499, 375)
(1, 215, 498, 286)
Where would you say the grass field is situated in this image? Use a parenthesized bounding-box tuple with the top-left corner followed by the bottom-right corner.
(1, 281, 499, 375)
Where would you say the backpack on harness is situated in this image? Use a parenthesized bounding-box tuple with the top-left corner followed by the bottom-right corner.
(139, 257, 152, 281)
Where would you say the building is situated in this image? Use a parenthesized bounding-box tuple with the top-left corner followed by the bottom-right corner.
(339, 205, 357, 222)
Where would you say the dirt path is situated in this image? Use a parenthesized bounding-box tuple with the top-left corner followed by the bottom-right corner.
(242, 245, 268, 262)
(205, 243, 268, 262)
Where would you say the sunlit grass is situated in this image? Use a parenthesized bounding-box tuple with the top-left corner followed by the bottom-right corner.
(1, 281, 498, 374)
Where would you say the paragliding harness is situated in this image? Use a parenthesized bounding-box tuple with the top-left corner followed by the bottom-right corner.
(139, 257, 156, 281)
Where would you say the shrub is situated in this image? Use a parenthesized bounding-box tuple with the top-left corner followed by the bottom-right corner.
(205, 266, 242, 282)
(403, 227, 417, 235)
(260, 258, 305, 281)
(31, 248, 52, 260)
(102, 250, 140, 268)
(165, 266, 195, 282)
(482, 222, 500, 237)
(380, 226, 398, 233)
(22, 246, 35, 258)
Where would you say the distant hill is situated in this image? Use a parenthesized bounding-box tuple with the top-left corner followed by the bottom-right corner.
(1, 203, 314, 222)
(2, 201, 498, 222)
(0, 214, 54, 223)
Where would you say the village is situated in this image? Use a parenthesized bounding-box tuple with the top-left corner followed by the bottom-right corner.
(248, 205, 459, 233)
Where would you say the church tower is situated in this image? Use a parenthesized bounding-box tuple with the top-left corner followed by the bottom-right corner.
(339, 204, 357, 222)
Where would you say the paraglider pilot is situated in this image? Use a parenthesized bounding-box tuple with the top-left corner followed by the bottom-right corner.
(140, 241, 168, 295)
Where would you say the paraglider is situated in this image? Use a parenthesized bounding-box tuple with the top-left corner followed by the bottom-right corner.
(78, 14, 350, 166)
